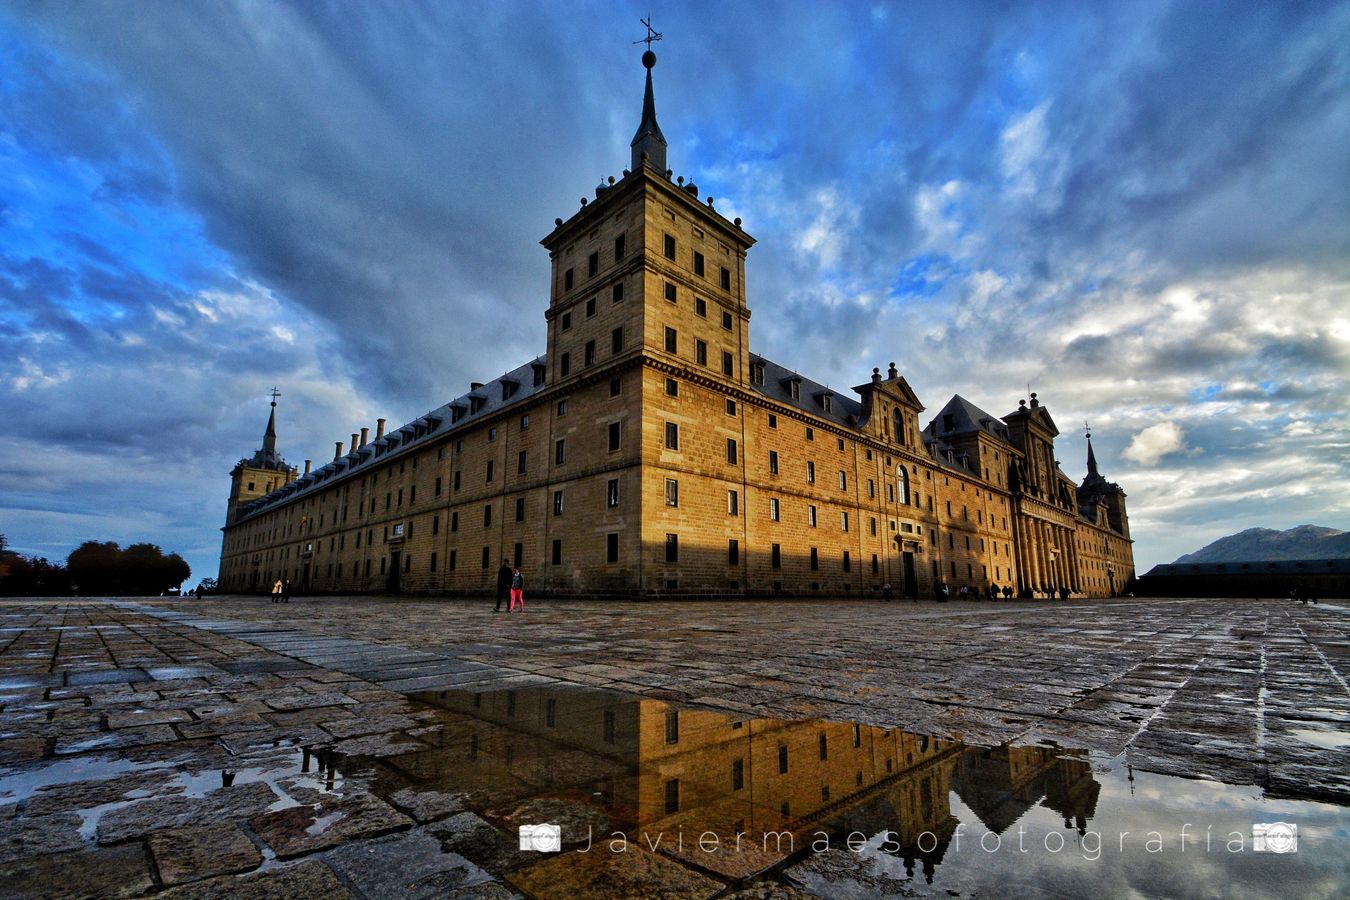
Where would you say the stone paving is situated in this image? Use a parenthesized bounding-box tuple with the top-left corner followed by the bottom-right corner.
(0, 595, 1346, 898)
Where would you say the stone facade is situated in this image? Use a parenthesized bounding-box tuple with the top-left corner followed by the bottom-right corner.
(218, 52, 1135, 599)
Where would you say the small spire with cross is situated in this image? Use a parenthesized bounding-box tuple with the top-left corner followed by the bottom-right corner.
(629, 16, 668, 171)
(269, 387, 281, 407)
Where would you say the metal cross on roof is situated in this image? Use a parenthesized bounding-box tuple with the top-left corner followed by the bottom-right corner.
(269, 387, 281, 405)
(634, 16, 662, 48)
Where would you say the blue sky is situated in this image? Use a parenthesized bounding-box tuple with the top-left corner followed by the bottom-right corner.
(2, 0, 1347, 584)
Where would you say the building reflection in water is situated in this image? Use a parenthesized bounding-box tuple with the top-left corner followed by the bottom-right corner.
(389, 686, 1100, 883)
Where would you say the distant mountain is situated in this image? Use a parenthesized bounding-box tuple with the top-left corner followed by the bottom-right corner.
(1174, 525, 1350, 563)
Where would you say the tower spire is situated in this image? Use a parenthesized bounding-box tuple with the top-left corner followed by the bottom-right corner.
(1085, 422, 1099, 478)
(630, 18, 667, 173)
(263, 388, 280, 454)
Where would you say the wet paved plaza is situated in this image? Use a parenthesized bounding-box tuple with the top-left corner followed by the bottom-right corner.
(0, 595, 1346, 898)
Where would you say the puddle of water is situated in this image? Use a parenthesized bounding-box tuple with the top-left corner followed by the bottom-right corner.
(1289, 729, 1350, 750)
(284, 685, 1350, 899)
(0, 755, 172, 806)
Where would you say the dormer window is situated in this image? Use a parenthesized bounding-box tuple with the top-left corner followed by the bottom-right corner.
(787, 380, 801, 400)
(531, 362, 546, 387)
(751, 362, 765, 385)
(469, 396, 486, 414)
(818, 392, 833, 413)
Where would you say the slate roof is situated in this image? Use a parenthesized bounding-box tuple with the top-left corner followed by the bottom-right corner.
(747, 354, 863, 429)
(236, 356, 548, 522)
(921, 394, 1013, 444)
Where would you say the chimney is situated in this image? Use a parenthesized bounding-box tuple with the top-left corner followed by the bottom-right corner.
(376, 418, 386, 439)
(359, 427, 369, 448)
(470, 382, 484, 392)
(303, 459, 312, 476)
(350, 433, 358, 455)
(334, 441, 344, 460)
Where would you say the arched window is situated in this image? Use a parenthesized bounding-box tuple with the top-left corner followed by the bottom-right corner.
(892, 410, 905, 445)
(897, 466, 910, 506)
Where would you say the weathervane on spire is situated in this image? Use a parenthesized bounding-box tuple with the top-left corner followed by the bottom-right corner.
(1084, 419, 1091, 440)
(634, 16, 662, 49)
(269, 387, 281, 407)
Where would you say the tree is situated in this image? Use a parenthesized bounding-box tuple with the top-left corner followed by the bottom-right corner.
(67, 541, 125, 595)
(0, 555, 71, 596)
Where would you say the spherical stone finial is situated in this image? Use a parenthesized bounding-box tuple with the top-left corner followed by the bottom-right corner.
(734, 217, 742, 227)
(642, 49, 657, 69)
(554, 217, 562, 227)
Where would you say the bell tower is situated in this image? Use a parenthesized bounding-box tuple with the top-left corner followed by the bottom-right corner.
(226, 389, 299, 525)
(539, 38, 756, 389)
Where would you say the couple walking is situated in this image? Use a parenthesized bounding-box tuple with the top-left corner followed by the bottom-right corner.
(494, 561, 526, 612)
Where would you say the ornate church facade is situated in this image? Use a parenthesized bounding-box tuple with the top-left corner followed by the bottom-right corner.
(218, 50, 1135, 599)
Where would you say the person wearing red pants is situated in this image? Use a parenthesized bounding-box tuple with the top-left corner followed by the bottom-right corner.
(509, 566, 525, 612)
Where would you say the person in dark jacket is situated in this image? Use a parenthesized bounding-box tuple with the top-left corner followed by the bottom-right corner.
(495, 561, 512, 612)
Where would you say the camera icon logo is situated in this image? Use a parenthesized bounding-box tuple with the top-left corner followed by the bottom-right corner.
(1252, 822, 1297, 853)
(519, 823, 562, 853)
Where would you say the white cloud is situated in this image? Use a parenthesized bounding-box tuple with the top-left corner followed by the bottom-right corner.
(1122, 421, 1191, 466)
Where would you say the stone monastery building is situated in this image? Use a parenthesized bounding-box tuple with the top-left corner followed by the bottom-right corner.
(218, 49, 1135, 599)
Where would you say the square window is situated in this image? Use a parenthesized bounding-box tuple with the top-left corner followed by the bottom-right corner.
(771, 544, 781, 568)
(560, 351, 571, 376)
(809, 505, 817, 527)
(665, 281, 677, 303)
(557, 399, 568, 416)
(722, 310, 733, 330)
(805, 426, 814, 441)
(721, 267, 731, 290)
(584, 340, 596, 366)
(586, 296, 596, 317)
(665, 378, 679, 397)
(665, 478, 679, 507)
(517, 450, 527, 474)
(516, 497, 525, 521)
(520, 414, 530, 430)
(607, 478, 620, 508)
(728, 538, 739, 565)
(769, 450, 779, 474)
(612, 327, 623, 354)
(695, 297, 707, 317)
(608, 421, 621, 452)
(694, 250, 705, 276)
(610, 376, 622, 397)
(561, 312, 572, 330)
(726, 438, 738, 464)
(665, 422, 679, 450)
(807, 461, 815, 483)
(606, 532, 620, 563)
(770, 498, 780, 521)
(768, 413, 777, 428)
(553, 490, 564, 516)
(552, 538, 562, 565)
(587, 251, 598, 277)
(696, 339, 708, 366)
(664, 233, 676, 260)
(664, 326, 677, 353)
(555, 439, 566, 465)
(665, 533, 679, 562)
(614, 233, 626, 260)
(722, 351, 734, 376)
(728, 490, 739, 515)
(726, 398, 736, 415)
(612, 282, 624, 302)
(564, 267, 574, 290)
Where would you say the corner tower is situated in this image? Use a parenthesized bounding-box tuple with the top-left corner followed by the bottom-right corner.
(226, 391, 299, 526)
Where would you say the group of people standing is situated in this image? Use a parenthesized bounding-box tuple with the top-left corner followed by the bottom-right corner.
(494, 562, 526, 612)
(270, 578, 290, 603)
